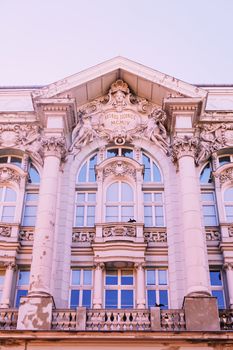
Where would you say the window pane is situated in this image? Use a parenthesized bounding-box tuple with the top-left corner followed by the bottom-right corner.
(203, 215, 218, 226)
(106, 206, 118, 222)
(88, 155, 97, 182)
(121, 183, 133, 201)
(201, 193, 214, 201)
(105, 290, 118, 308)
(15, 290, 28, 308)
(203, 205, 216, 215)
(107, 149, 118, 158)
(0, 273, 4, 285)
(144, 206, 152, 216)
(224, 188, 233, 201)
(159, 290, 168, 309)
(144, 193, 152, 202)
(212, 290, 225, 309)
(154, 193, 162, 202)
(70, 290, 79, 308)
(210, 271, 222, 286)
(87, 216, 95, 226)
(147, 290, 156, 308)
(0, 157, 8, 164)
(83, 270, 92, 285)
(143, 154, 151, 182)
(219, 156, 231, 166)
(106, 270, 118, 285)
(200, 163, 212, 184)
(147, 270, 155, 285)
(121, 290, 133, 308)
(5, 188, 17, 201)
(18, 271, 30, 286)
(82, 290, 91, 307)
(121, 206, 133, 220)
(78, 163, 87, 182)
(77, 193, 85, 202)
(121, 270, 133, 285)
(106, 183, 118, 201)
(158, 270, 167, 285)
(87, 193, 96, 202)
(28, 165, 40, 183)
(72, 270, 81, 285)
(10, 157, 22, 167)
(153, 163, 161, 182)
(155, 216, 164, 227)
(2, 206, 15, 222)
(26, 193, 38, 201)
(121, 149, 133, 158)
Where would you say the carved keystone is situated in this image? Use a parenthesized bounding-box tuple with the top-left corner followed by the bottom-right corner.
(17, 295, 53, 330)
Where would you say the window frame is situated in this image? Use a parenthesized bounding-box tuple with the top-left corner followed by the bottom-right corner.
(143, 191, 165, 227)
(146, 268, 169, 309)
(15, 269, 30, 308)
(69, 268, 93, 309)
(209, 268, 226, 309)
(0, 186, 17, 223)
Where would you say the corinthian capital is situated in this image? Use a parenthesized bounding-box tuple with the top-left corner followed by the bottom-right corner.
(42, 136, 67, 158)
(171, 135, 198, 163)
(223, 262, 233, 271)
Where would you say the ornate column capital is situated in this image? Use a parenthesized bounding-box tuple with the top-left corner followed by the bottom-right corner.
(223, 262, 233, 271)
(171, 135, 198, 163)
(94, 262, 105, 270)
(134, 262, 145, 270)
(42, 136, 67, 159)
(4, 261, 16, 271)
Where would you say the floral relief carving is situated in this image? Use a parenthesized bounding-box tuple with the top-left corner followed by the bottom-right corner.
(143, 230, 167, 243)
(171, 136, 198, 163)
(19, 229, 34, 241)
(42, 136, 67, 158)
(70, 80, 169, 154)
(0, 225, 12, 237)
(103, 161, 136, 180)
(214, 167, 233, 185)
(72, 230, 95, 243)
(0, 167, 21, 184)
(205, 229, 221, 241)
(103, 225, 136, 237)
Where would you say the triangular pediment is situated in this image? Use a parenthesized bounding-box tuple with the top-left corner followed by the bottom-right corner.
(32, 57, 207, 107)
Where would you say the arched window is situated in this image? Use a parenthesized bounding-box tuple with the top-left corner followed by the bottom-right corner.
(77, 154, 97, 183)
(224, 187, 233, 223)
(28, 163, 40, 184)
(142, 153, 161, 183)
(0, 186, 17, 223)
(106, 147, 133, 159)
(105, 181, 134, 222)
(0, 155, 22, 168)
(200, 162, 212, 184)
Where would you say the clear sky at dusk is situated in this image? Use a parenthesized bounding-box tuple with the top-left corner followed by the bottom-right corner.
(0, 0, 233, 86)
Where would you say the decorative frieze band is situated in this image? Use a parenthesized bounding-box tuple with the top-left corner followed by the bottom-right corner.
(143, 230, 167, 243)
(0, 225, 12, 237)
(103, 225, 136, 237)
(72, 230, 95, 243)
(0, 167, 21, 185)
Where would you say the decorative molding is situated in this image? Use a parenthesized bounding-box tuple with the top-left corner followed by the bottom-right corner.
(223, 262, 233, 271)
(42, 136, 67, 159)
(3, 261, 16, 270)
(0, 167, 21, 184)
(0, 225, 12, 237)
(72, 230, 95, 243)
(19, 229, 34, 241)
(171, 136, 198, 163)
(214, 167, 233, 185)
(103, 225, 136, 237)
(205, 229, 221, 241)
(143, 230, 167, 243)
(70, 80, 169, 154)
(94, 262, 105, 270)
(103, 161, 136, 180)
(228, 225, 233, 237)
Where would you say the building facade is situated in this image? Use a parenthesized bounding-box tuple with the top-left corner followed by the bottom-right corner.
(0, 57, 232, 349)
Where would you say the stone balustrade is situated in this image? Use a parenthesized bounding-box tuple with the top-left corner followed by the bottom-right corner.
(219, 309, 233, 330)
(52, 309, 77, 330)
(160, 309, 186, 331)
(0, 309, 18, 329)
(86, 309, 151, 331)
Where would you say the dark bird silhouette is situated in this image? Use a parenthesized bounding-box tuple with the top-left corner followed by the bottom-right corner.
(128, 218, 136, 223)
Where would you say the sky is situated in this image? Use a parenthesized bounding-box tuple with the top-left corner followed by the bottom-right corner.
(0, 0, 233, 86)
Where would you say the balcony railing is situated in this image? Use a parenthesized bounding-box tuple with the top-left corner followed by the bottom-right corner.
(0, 309, 18, 329)
(161, 309, 186, 331)
(86, 309, 151, 331)
(219, 309, 233, 330)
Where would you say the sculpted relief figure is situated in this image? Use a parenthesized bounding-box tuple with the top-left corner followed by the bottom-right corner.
(142, 109, 169, 154)
(70, 112, 98, 152)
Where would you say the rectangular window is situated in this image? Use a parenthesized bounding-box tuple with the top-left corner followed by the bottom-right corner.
(70, 268, 93, 308)
(146, 268, 169, 309)
(105, 269, 134, 309)
(143, 192, 165, 227)
(210, 270, 225, 309)
(75, 192, 96, 227)
(15, 270, 30, 308)
(201, 192, 218, 226)
(22, 193, 38, 226)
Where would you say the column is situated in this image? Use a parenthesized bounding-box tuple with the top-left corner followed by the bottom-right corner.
(224, 263, 233, 308)
(173, 136, 220, 331)
(17, 136, 66, 330)
(93, 263, 104, 309)
(135, 263, 145, 309)
(0, 262, 16, 308)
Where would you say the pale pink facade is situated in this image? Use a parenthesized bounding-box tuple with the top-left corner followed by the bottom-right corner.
(0, 57, 233, 349)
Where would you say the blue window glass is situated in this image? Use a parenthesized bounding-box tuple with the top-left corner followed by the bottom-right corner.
(153, 163, 161, 182)
(210, 271, 222, 286)
(219, 156, 231, 166)
(143, 154, 151, 182)
(82, 290, 91, 308)
(147, 270, 156, 285)
(159, 290, 168, 309)
(212, 290, 225, 309)
(15, 290, 28, 308)
(28, 165, 40, 183)
(11, 157, 22, 167)
(200, 163, 212, 184)
(122, 149, 133, 158)
(107, 149, 118, 158)
(72, 270, 81, 285)
(70, 290, 79, 308)
(147, 290, 156, 308)
(83, 270, 92, 285)
(89, 155, 97, 182)
(78, 163, 87, 182)
(106, 270, 118, 285)
(121, 270, 133, 285)
(121, 290, 133, 308)
(105, 290, 118, 308)
(158, 270, 167, 285)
